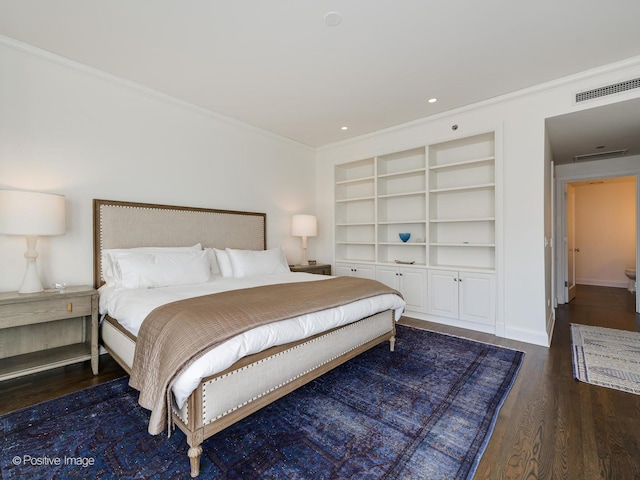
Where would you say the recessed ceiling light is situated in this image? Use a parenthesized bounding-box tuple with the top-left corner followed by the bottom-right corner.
(325, 12, 342, 27)
(428, 98, 437, 104)
(341, 126, 348, 131)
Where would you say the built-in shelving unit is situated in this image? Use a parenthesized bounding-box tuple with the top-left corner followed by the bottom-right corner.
(428, 132, 496, 270)
(335, 158, 376, 263)
(334, 131, 498, 334)
(376, 148, 427, 266)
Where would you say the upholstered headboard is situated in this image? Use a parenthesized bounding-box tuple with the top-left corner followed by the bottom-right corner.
(93, 199, 266, 288)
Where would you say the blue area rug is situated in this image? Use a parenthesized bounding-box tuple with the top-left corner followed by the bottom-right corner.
(1, 325, 523, 479)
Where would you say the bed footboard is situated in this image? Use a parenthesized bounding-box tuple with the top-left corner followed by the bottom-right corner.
(172, 309, 395, 477)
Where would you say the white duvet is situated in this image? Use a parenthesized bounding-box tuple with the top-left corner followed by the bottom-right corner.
(99, 272, 405, 407)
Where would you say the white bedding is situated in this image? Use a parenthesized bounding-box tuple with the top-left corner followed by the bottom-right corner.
(99, 272, 405, 407)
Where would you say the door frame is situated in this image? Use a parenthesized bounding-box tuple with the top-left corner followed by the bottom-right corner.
(566, 183, 577, 302)
(555, 161, 640, 311)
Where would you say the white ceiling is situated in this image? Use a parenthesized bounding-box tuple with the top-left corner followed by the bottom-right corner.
(546, 97, 640, 165)
(1, 0, 640, 148)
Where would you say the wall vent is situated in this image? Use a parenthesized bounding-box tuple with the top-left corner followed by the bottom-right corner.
(575, 78, 640, 103)
(573, 149, 628, 162)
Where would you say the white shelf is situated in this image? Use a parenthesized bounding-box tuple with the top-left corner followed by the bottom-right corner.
(336, 241, 376, 245)
(378, 190, 426, 199)
(379, 242, 427, 246)
(335, 196, 375, 203)
(430, 217, 495, 223)
(335, 176, 375, 185)
(335, 258, 375, 264)
(429, 183, 495, 194)
(377, 261, 426, 267)
(379, 220, 426, 225)
(378, 168, 426, 179)
(428, 264, 496, 273)
(336, 222, 376, 226)
(429, 156, 495, 171)
(430, 242, 495, 247)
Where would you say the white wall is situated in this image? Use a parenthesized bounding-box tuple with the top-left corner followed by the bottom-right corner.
(316, 57, 640, 347)
(573, 178, 636, 287)
(0, 39, 316, 292)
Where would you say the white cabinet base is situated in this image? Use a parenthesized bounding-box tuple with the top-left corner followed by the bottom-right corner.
(403, 311, 497, 336)
(427, 269, 495, 328)
(375, 265, 427, 313)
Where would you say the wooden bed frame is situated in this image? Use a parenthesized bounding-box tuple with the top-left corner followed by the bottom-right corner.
(93, 199, 396, 477)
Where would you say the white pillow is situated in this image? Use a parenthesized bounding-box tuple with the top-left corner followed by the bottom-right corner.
(102, 244, 202, 286)
(213, 248, 234, 278)
(226, 247, 290, 278)
(204, 248, 221, 277)
(113, 250, 210, 289)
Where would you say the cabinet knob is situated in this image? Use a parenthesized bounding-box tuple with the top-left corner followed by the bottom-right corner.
(454, 278, 458, 282)
(459, 278, 463, 282)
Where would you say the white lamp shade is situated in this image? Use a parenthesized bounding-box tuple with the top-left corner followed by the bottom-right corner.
(291, 214, 317, 237)
(0, 190, 66, 236)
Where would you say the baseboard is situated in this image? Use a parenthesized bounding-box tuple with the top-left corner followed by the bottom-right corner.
(546, 308, 555, 344)
(576, 278, 628, 288)
(504, 324, 550, 347)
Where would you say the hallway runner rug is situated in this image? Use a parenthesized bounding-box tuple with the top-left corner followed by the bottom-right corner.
(1, 325, 524, 479)
(571, 323, 640, 395)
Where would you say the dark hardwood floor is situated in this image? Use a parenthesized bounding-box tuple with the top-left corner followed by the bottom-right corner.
(1, 284, 639, 479)
(0, 353, 126, 416)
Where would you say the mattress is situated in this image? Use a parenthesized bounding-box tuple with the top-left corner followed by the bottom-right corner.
(99, 272, 405, 406)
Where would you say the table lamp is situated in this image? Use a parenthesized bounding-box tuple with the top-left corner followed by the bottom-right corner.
(291, 214, 317, 266)
(0, 190, 66, 293)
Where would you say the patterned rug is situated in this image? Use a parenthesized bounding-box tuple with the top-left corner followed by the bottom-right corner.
(571, 323, 640, 395)
(1, 325, 523, 479)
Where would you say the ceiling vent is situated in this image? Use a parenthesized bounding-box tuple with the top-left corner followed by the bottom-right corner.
(575, 78, 640, 103)
(573, 149, 628, 162)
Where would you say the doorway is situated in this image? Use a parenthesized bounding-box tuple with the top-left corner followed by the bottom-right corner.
(556, 173, 639, 312)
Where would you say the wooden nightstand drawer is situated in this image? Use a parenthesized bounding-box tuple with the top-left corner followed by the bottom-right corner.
(289, 264, 332, 275)
(0, 295, 92, 329)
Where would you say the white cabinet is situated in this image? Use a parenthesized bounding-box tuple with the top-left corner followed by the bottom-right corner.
(427, 269, 495, 326)
(376, 265, 427, 313)
(335, 262, 376, 280)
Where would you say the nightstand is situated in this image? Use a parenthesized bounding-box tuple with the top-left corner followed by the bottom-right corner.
(0, 286, 99, 381)
(289, 263, 332, 275)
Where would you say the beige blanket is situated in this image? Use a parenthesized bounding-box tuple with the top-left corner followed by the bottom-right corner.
(129, 276, 401, 434)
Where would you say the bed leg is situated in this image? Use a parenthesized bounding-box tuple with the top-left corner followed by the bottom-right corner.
(389, 335, 396, 352)
(188, 445, 203, 477)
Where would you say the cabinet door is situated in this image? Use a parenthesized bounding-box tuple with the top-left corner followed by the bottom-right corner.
(353, 264, 376, 280)
(400, 268, 427, 313)
(336, 263, 376, 279)
(335, 263, 354, 277)
(459, 272, 495, 325)
(427, 269, 458, 319)
(375, 266, 400, 289)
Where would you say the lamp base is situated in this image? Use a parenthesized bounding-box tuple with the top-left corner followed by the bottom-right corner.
(300, 236, 309, 266)
(19, 236, 44, 294)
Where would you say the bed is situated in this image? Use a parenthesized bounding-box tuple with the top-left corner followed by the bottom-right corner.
(93, 199, 405, 477)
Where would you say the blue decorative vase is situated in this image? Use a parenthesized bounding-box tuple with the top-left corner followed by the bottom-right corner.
(399, 233, 411, 242)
